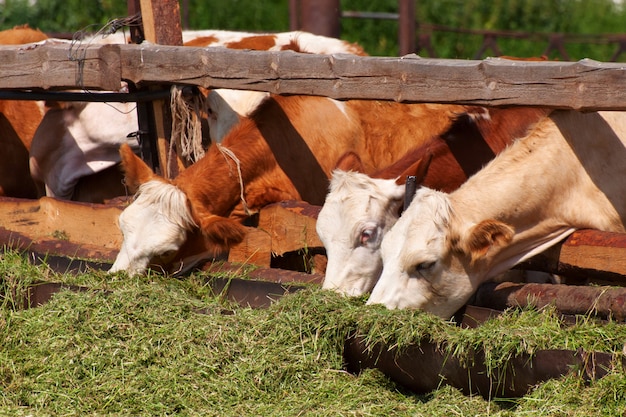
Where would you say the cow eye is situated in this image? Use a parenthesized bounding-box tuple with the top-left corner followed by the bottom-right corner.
(162, 250, 176, 258)
(359, 227, 378, 246)
(415, 261, 435, 271)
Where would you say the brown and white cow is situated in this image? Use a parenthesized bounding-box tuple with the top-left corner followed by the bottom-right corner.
(28, 30, 368, 203)
(109, 95, 469, 275)
(316, 107, 550, 296)
(367, 110, 626, 318)
(0, 25, 48, 198)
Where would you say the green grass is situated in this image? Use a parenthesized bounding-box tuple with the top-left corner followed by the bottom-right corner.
(1, 250, 626, 416)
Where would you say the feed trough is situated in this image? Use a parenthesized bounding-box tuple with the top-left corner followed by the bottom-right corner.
(3, 249, 623, 399)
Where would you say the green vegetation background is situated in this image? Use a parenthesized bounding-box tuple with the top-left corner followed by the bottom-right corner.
(2, 0, 626, 60)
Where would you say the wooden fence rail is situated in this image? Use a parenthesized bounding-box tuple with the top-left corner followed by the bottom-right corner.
(2, 42, 626, 111)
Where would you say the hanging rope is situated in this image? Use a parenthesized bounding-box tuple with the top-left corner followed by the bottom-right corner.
(216, 144, 250, 216)
(169, 85, 206, 168)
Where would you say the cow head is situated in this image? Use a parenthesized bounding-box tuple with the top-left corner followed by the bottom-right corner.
(367, 187, 514, 318)
(109, 144, 248, 275)
(317, 151, 433, 296)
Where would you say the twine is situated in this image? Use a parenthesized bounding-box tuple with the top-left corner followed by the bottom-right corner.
(217, 144, 250, 216)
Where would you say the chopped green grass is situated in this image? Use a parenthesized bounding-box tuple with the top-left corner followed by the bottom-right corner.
(1, 250, 626, 416)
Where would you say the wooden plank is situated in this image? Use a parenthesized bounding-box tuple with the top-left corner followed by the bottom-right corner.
(138, 0, 183, 46)
(124, 48, 626, 110)
(0, 42, 120, 91)
(3, 43, 626, 110)
(559, 230, 626, 280)
(520, 229, 626, 285)
(0, 197, 123, 260)
(228, 227, 273, 267)
(228, 201, 323, 268)
(0, 228, 119, 263)
(118, 46, 626, 111)
(257, 201, 323, 257)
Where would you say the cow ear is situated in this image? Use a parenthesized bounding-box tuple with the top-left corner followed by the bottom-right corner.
(334, 151, 365, 173)
(395, 152, 433, 186)
(460, 220, 514, 265)
(119, 143, 157, 191)
(198, 214, 248, 248)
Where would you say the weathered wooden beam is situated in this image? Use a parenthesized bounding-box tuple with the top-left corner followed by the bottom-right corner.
(138, 0, 183, 46)
(227, 227, 274, 267)
(0, 197, 123, 261)
(520, 229, 626, 285)
(120, 46, 626, 111)
(4, 43, 626, 110)
(0, 42, 121, 91)
(228, 201, 323, 268)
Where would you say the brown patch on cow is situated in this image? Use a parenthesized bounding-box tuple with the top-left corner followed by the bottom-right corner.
(183, 35, 220, 47)
(0, 24, 48, 44)
(498, 55, 549, 61)
(279, 39, 301, 52)
(364, 106, 551, 194)
(225, 34, 278, 50)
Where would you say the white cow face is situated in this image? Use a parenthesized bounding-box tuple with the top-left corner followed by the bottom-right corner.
(366, 188, 475, 318)
(317, 171, 405, 296)
(109, 181, 195, 275)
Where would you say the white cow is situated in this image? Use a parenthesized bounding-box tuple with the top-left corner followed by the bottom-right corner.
(368, 110, 626, 318)
(316, 107, 549, 297)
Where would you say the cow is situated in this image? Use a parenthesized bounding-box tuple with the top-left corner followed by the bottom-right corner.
(28, 30, 368, 203)
(28, 99, 140, 202)
(108, 94, 470, 275)
(0, 25, 48, 198)
(367, 110, 626, 318)
(0, 24, 47, 44)
(189, 30, 367, 145)
(316, 107, 551, 296)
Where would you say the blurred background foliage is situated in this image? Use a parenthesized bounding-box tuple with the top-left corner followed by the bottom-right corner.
(1, 0, 625, 60)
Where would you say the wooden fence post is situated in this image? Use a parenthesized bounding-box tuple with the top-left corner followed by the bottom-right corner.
(128, 0, 185, 178)
(398, 0, 416, 56)
(297, 0, 341, 38)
